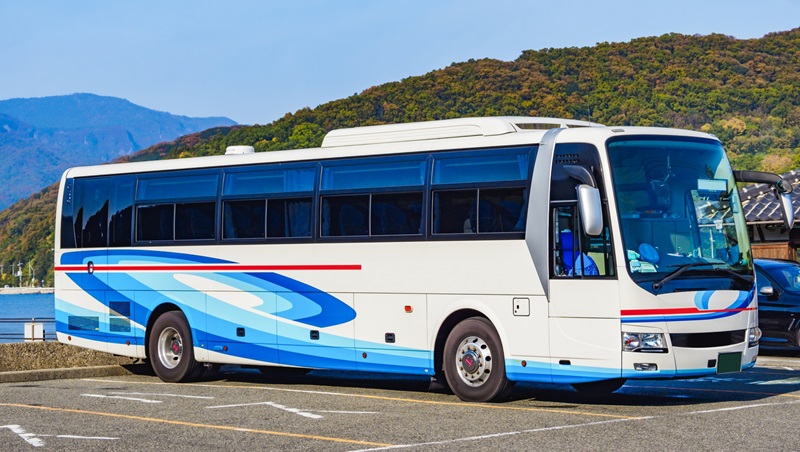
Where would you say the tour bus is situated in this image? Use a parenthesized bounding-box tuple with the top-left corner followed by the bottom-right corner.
(54, 117, 795, 402)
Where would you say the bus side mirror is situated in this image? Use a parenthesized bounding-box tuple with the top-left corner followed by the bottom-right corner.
(734, 170, 795, 230)
(775, 179, 795, 230)
(577, 184, 603, 236)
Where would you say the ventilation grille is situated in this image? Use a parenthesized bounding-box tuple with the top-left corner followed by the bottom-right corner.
(670, 330, 746, 348)
(554, 153, 582, 165)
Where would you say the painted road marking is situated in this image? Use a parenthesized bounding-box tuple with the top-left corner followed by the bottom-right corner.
(109, 391, 214, 399)
(1, 424, 118, 447)
(205, 401, 378, 418)
(82, 394, 162, 403)
(207, 401, 323, 419)
(351, 398, 800, 451)
(748, 377, 800, 385)
(352, 418, 643, 451)
(0, 403, 392, 447)
(264, 402, 322, 419)
(1, 424, 44, 447)
(82, 379, 635, 419)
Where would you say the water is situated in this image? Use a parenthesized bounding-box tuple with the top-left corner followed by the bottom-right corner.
(0, 293, 55, 343)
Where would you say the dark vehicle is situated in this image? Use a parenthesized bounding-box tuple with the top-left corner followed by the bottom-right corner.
(755, 258, 800, 352)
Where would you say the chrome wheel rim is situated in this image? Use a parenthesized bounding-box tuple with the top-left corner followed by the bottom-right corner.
(158, 327, 183, 370)
(454, 335, 492, 387)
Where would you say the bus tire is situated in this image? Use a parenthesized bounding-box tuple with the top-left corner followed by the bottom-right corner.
(443, 317, 512, 402)
(148, 311, 201, 382)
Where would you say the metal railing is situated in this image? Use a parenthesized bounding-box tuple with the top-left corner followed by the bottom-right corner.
(0, 317, 56, 342)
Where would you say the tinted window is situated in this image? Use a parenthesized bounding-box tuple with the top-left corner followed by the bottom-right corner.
(433, 152, 529, 185)
(60, 179, 76, 248)
(137, 204, 174, 241)
(175, 202, 216, 240)
(321, 195, 369, 237)
(80, 178, 111, 248)
(762, 263, 800, 293)
(224, 200, 265, 239)
(433, 187, 527, 235)
(321, 158, 426, 190)
(109, 176, 134, 247)
(433, 190, 476, 234)
(138, 173, 218, 201)
(267, 198, 312, 238)
(223, 167, 315, 196)
(371, 192, 423, 236)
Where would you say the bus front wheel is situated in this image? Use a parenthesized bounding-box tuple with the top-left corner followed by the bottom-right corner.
(148, 311, 202, 382)
(443, 317, 513, 402)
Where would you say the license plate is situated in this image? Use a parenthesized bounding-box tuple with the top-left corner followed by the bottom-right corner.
(716, 352, 742, 373)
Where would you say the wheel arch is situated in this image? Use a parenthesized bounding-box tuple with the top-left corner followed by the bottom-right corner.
(433, 308, 488, 378)
(144, 303, 182, 361)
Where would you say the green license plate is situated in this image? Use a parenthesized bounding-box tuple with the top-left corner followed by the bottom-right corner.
(716, 352, 742, 373)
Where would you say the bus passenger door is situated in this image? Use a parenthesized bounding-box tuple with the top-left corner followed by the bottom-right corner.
(548, 204, 621, 382)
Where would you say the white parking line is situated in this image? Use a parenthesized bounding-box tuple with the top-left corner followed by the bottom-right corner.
(350, 418, 641, 451)
(82, 394, 162, 404)
(206, 401, 322, 419)
(109, 391, 214, 399)
(206, 401, 276, 409)
(351, 398, 800, 451)
(1, 424, 118, 447)
(1, 424, 45, 447)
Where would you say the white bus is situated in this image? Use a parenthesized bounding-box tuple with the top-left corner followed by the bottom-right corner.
(54, 117, 795, 402)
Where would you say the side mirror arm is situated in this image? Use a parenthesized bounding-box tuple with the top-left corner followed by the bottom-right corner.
(734, 170, 795, 230)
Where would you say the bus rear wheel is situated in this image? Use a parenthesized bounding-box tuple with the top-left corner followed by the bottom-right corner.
(443, 317, 513, 402)
(148, 311, 202, 382)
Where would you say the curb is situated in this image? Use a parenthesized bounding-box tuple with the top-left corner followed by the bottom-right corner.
(0, 364, 144, 384)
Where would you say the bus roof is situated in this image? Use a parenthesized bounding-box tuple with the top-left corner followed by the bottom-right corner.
(321, 116, 602, 148)
(60, 117, 717, 179)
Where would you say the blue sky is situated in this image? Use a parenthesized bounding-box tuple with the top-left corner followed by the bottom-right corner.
(1, 1, 799, 125)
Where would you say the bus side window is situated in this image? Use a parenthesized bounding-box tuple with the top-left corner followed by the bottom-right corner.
(267, 197, 312, 238)
(553, 205, 614, 278)
(321, 195, 369, 237)
(432, 190, 477, 234)
(80, 177, 111, 248)
(176, 202, 216, 240)
(109, 175, 134, 247)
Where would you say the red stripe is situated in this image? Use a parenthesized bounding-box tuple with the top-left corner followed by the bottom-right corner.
(54, 264, 361, 272)
(621, 306, 756, 316)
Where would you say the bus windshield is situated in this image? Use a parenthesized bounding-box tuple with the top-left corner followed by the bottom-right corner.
(607, 137, 753, 292)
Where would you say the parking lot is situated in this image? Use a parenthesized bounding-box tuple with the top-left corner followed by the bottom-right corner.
(2, 354, 800, 451)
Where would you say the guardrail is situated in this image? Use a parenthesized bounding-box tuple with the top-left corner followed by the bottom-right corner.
(0, 317, 56, 342)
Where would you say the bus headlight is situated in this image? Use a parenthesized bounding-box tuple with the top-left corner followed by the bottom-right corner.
(748, 327, 761, 347)
(622, 332, 667, 353)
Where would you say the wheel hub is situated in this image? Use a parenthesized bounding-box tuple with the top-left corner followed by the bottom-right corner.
(158, 327, 183, 370)
(462, 350, 480, 374)
(455, 335, 492, 387)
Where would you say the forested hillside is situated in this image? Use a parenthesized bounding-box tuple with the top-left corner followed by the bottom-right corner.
(2, 29, 800, 286)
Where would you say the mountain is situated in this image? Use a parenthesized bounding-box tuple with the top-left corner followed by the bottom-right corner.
(3, 29, 800, 287)
(0, 93, 236, 210)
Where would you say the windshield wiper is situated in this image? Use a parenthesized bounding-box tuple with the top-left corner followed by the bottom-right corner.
(652, 262, 719, 291)
(710, 268, 754, 285)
